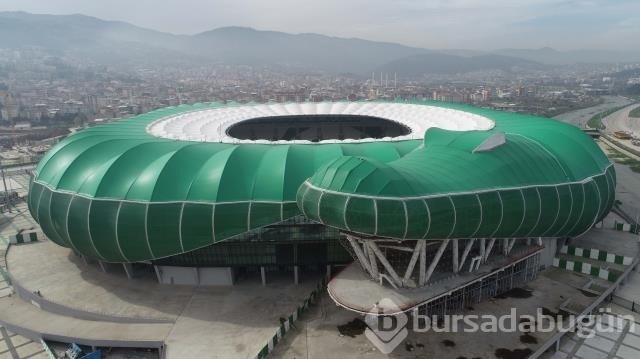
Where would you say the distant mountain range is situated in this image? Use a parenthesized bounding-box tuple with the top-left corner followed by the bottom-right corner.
(1, 11, 639, 76)
(375, 53, 547, 77)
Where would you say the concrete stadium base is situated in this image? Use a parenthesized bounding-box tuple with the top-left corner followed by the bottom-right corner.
(270, 268, 600, 359)
(4, 239, 323, 358)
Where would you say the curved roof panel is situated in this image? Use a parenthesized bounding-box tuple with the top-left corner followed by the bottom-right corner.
(29, 100, 614, 262)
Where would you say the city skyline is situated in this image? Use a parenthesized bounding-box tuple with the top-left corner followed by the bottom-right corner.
(0, 0, 639, 51)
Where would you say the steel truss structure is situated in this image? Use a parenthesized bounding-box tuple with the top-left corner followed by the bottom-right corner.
(342, 234, 543, 288)
(414, 252, 540, 320)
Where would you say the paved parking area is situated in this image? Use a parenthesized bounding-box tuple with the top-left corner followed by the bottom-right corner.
(550, 304, 640, 359)
(0, 326, 48, 359)
(271, 268, 601, 359)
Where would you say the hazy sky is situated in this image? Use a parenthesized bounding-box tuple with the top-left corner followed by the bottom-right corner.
(0, 0, 638, 50)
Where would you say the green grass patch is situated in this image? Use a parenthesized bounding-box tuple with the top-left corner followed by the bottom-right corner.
(588, 105, 629, 129)
(606, 147, 640, 173)
(630, 106, 640, 118)
(613, 157, 640, 173)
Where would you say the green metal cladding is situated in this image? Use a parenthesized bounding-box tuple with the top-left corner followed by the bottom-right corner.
(28, 100, 615, 263)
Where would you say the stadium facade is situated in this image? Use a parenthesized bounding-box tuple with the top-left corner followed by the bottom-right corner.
(28, 100, 614, 308)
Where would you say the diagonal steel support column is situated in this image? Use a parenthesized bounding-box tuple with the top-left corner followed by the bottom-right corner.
(346, 235, 373, 276)
(423, 239, 450, 285)
(507, 238, 516, 255)
(419, 239, 427, 285)
(365, 241, 379, 279)
(484, 238, 496, 263)
(403, 241, 424, 283)
(458, 238, 476, 272)
(368, 241, 403, 287)
(452, 239, 459, 274)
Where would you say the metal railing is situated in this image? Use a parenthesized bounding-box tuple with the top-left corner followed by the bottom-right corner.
(41, 339, 57, 359)
(611, 295, 640, 314)
(529, 257, 640, 358)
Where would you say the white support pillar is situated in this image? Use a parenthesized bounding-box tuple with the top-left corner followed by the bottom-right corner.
(365, 241, 379, 279)
(479, 238, 486, 261)
(423, 239, 450, 285)
(294, 265, 299, 285)
(419, 240, 427, 285)
(122, 263, 134, 279)
(458, 239, 476, 272)
(153, 265, 162, 283)
(81, 255, 89, 266)
(98, 260, 107, 273)
(403, 241, 423, 283)
(261, 266, 267, 286)
(452, 239, 459, 274)
(368, 241, 403, 287)
(346, 235, 373, 275)
(484, 238, 496, 262)
(228, 267, 235, 285)
(507, 238, 516, 255)
(502, 238, 509, 255)
(469, 256, 482, 272)
(193, 267, 200, 286)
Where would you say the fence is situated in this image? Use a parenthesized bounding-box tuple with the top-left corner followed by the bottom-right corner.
(0, 238, 10, 285)
(41, 339, 57, 359)
(9, 230, 41, 244)
(552, 257, 620, 282)
(253, 277, 327, 359)
(612, 295, 640, 314)
(560, 245, 633, 265)
(529, 256, 640, 358)
(613, 221, 640, 234)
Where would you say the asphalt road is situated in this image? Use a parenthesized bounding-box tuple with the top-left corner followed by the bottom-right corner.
(603, 103, 640, 136)
(553, 95, 633, 128)
(555, 97, 640, 219)
(614, 163, 640, 220)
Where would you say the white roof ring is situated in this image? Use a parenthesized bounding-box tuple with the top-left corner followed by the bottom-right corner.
(146, 102, 495, 144)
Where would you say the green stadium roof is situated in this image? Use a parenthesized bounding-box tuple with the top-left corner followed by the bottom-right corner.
(28, 100, 614, 263)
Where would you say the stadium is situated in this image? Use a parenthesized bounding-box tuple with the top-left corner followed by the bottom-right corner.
(27, 100, 614, 313)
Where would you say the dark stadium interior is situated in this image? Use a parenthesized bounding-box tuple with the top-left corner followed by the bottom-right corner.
(226, 114, 411, 141)
(152, 216, 351, 268)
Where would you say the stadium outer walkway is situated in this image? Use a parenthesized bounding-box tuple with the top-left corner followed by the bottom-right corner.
(1, 235, 50, 359)
(0, 295, 172, 349)
(2, 230, 323, 359)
